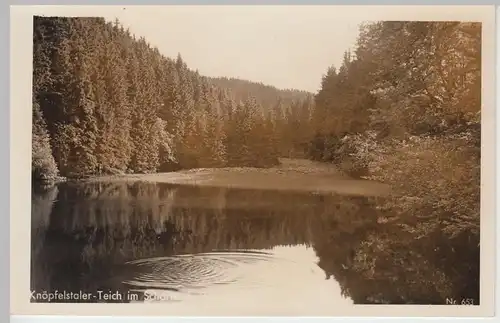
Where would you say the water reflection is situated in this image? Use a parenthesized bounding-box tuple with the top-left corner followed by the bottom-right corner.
(31, 181, 479, 309)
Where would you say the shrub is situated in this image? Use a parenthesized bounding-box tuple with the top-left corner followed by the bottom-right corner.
(32, 103, 59, 183)
(357, 130, 480, 240)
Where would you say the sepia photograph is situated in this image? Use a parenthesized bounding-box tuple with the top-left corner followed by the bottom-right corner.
(10, 4, 495, 317)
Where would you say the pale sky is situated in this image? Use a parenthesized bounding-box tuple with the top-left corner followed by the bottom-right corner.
(98, 6, 363, 93)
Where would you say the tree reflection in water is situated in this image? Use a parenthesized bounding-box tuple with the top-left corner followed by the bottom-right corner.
(31, 181, 479, 305)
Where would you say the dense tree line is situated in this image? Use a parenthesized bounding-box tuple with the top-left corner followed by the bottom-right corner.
(309, 22, 480, 152)
(32, 16, 314, 181)
(307, 20, 481, 300)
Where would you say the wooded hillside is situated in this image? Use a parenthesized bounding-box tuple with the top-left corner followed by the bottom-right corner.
(32, 16, 315, 181)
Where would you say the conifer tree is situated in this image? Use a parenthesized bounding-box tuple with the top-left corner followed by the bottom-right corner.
(32, 16, 315, 179)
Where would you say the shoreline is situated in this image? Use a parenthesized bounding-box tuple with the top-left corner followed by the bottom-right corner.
(39, 158, 392, 198)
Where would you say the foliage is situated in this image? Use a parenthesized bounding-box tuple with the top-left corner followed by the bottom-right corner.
(308, 20, 481, 236)
(32, 16, 315, 180)
(32, 101, 59, 182)
(307, 21, 481, 303)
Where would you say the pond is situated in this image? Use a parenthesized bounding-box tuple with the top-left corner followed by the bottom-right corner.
(30, 173, 479, 314)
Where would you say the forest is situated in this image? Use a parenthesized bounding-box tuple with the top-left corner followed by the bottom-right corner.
(32, 16, 315, 181)
(308, 21, 481, 242)
(32, 16, 481, 295)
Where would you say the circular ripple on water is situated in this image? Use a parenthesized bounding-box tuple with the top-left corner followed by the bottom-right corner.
(122, 250, 290, 293)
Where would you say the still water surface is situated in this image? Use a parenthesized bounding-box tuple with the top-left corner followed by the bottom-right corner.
(31, 179, 478, 313)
